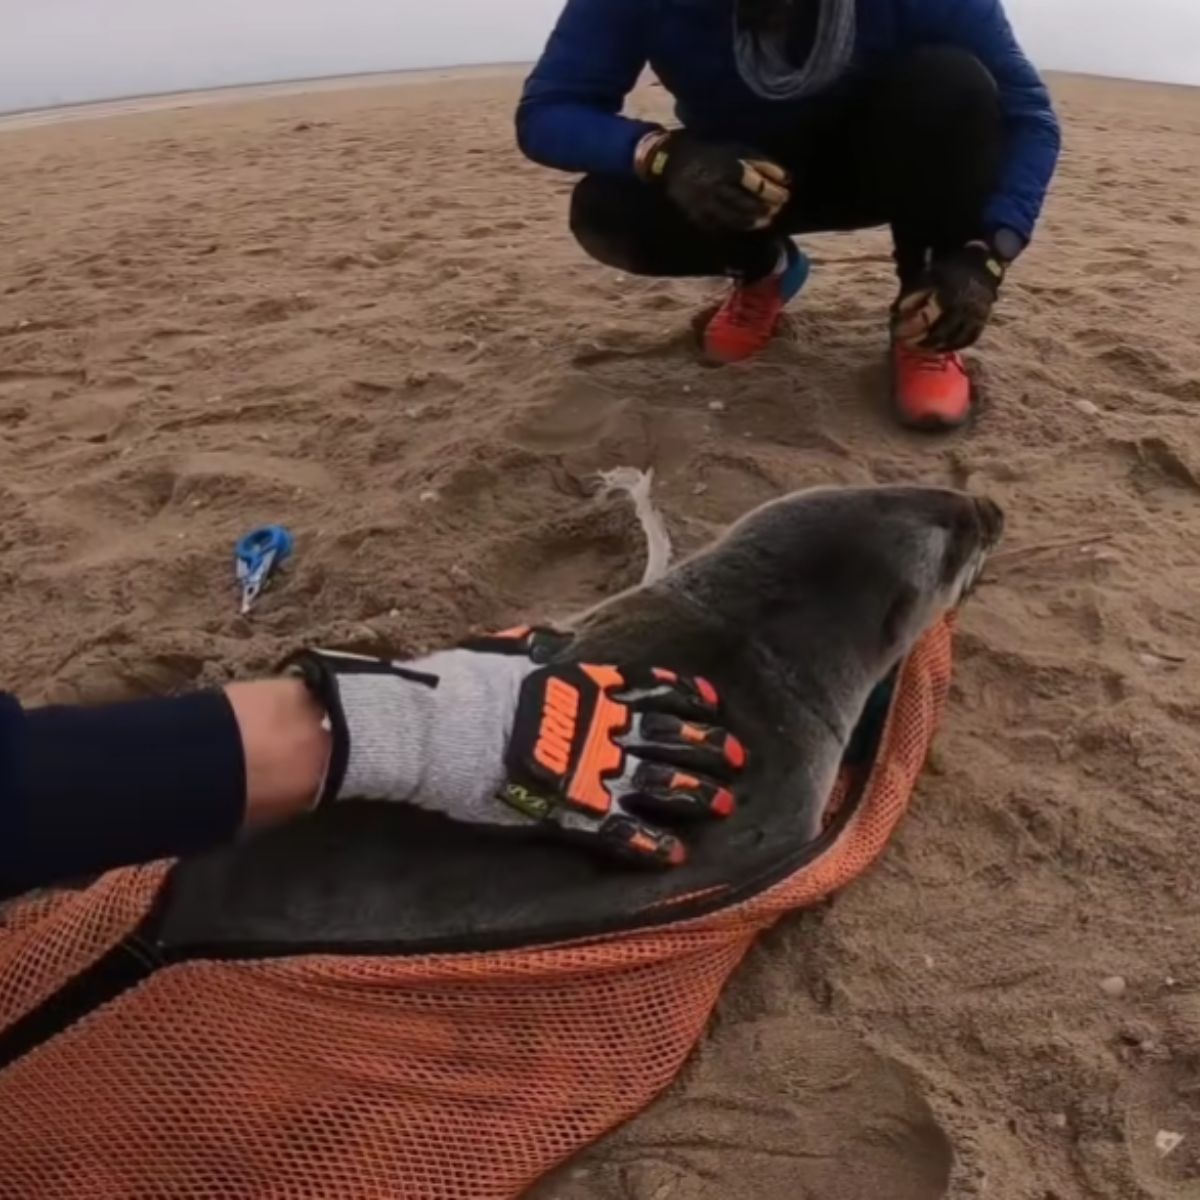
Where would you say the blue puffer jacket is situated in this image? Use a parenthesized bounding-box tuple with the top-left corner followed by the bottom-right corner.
(517, 0, 1060, 242)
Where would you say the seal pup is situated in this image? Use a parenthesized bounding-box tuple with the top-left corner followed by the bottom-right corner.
(155, 485, 1002, 952)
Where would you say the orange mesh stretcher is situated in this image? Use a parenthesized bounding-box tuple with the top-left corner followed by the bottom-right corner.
(0, 618, 953, 1200)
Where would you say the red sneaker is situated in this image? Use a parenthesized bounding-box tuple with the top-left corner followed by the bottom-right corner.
(703, 243, 809, 364)
(892, 342, 972, 430)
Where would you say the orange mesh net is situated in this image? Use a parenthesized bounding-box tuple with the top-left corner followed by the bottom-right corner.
(0, 619, 953, 1200)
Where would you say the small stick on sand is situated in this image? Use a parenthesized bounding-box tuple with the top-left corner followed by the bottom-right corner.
(989, 533, 1114, 566)
(596, 467, 673, 586)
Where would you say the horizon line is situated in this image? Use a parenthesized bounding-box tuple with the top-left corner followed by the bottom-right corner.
(1, 58, 1196, 126)
(0, 61, 527, 121)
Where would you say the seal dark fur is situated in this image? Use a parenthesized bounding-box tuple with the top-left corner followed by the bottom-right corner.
(156, 486, 1003, 952)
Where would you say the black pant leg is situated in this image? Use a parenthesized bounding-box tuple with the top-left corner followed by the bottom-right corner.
(569, 174, 780, 281)
(568, 48, 1002, 292)
(768, 47, 1003, 288)
(850, 47, 1004, 287)
(759, 92, 885, 236)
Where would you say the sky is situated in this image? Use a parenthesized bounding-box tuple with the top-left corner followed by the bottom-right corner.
(2, 0, 1198, 114)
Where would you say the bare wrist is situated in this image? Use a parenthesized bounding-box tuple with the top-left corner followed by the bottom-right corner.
(225, 679, 332, 829)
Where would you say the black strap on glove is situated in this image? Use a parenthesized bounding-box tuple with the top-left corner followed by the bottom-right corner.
(641, 130, 790, 234)
(465, 627, 746, 868)
(893, 242, 1006, 353)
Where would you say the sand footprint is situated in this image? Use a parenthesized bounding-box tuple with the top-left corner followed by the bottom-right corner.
(507, 374, 634, 456)
(480, 503, 648, 613)
(535, 1015, 952, 1200)
(1122, 1059, 1200, 1197)
(1109, 435, 1200, 496)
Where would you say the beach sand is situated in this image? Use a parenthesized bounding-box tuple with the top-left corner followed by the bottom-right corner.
(2, 68, 1199, 1199)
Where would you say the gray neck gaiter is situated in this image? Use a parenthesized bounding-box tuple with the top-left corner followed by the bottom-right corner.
(734, 0, 857, 102)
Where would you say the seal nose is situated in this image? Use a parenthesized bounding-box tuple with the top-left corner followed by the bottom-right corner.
(973, 496, 1005, 547)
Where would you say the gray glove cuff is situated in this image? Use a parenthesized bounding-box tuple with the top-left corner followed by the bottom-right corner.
(287, 648, 534, 825)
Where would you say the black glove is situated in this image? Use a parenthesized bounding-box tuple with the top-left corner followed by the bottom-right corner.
(643, 130, 790, 234)
(893, 243, 1006, 352)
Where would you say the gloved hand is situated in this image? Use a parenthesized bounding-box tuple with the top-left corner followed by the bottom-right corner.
(639, 130, 790, 233)
(892, 242, 1006, 352)
(284, 629, 744, 868)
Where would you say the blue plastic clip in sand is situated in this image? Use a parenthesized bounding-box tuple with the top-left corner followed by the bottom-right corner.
(235, 525, 294, 614)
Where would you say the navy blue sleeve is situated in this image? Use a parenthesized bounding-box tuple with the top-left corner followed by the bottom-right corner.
(0, 691, 246, 899)
(0, 695, 23, 889)
(907, 0, 1061, 242)
(516, 0, 662, 175)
